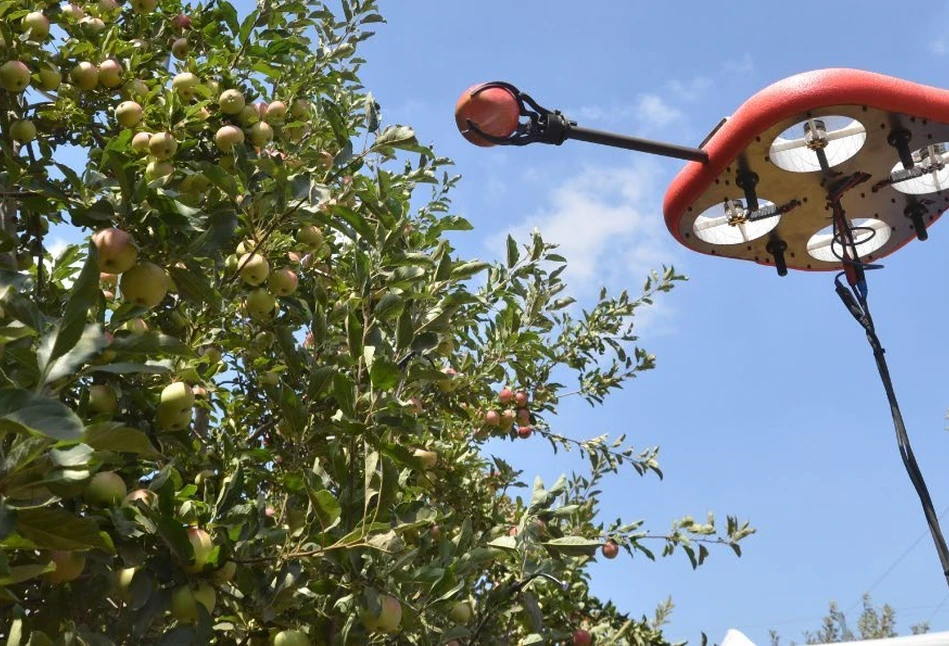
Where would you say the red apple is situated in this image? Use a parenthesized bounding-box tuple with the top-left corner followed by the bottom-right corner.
(498, 387, 513, 403)
(484, 410, 501, 427)
(97, 59, 122, 88)
(21, 11, 50, 40)
(267, 267, 297, 296)
(514, 391, 529, 407)
(92, 228, 137, 274)
(171, 13, 192, 30)
(454, 83, 520, 147)
(360, 594, 402, 634)
(517, 425, 532, 439)
(131, 131, 151, 153)
(264, 100, 287, 123)
(573, 629, 593, 646)
(601, 540, 619, 560)
(501, 409, 516, 428)
(516, 408, 531, 425)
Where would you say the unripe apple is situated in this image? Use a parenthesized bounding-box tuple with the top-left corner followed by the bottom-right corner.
(45, 551, 85, 583)
(148, 132, 177, 159)
(37, 64, 61, 91)
(213, 560, 236, 583)
(218, 89, 245, 115)
(131, 131, 151, 153)
(573, 629, 593, 646)
(249, 121, 273, 147)
(264, 100, 287, 123)
(145, 160, 174, 181)
(215, 125, 244, 152)
(123, 488, 156, 506)
(161, 381, 194, 410)
(92, 228, 137, 274)
(360, 594, 402, 634)
(120, 262, 168, 308)
(21, 11, 50, 40)
(171, 38, 189, 59)
(70, 61, 98, 90)
(80, 16, 106, 33)
(413, 448, 437, 469)
(267, 267, 297, 296)
(200, 345, 221, 365)
(172, 72, 198, 99)
(171, 13, 192, 30)
(296, 225, 323, 248)
(601, 540, 619, 559)
(273, 630, 310, 646)
(449, 601, 472, 624)
(157, 404, 191, 431)
(238, 253, 269, 285)
(245, 288, 276, 319)
(0, 61, 31, 92)
(290, 98, 310, 119)
(171, 582, 216, 622)
(10, 119, 36, 143)
(126, 78, 148, 98)
(501, 409, 516, 428)
(97, 59, 122, 88)
(237, 104, 259, 126)
(84, 470, 127, 506)
(184, 526, 213, 573)
(89, 384, 118, 414)
(116, 567, 136, 600)
(97, 0, 119, 14)
(61, 3, 85, 21)
(517, 425, 532, 439)
(129, 0, 156, 13)
(115, 101, 142, 128)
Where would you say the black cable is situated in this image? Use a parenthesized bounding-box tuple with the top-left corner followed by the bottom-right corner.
(834, 275, 949, 591)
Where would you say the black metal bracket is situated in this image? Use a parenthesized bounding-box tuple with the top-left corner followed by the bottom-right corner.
(887, 128, 915, 170)
(766, 238, 788, 277)
(464, 82, 710, 164)
(736, 170, 760, 212)
(904, 202, 930, 241)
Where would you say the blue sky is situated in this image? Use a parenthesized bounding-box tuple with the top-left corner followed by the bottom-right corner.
(354, 1, 949, 643)
(41, 0, 949, 642)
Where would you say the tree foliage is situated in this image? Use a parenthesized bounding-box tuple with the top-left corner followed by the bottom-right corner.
(0, 0, 754, 643)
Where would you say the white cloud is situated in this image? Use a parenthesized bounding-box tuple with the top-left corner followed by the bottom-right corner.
(723, 53, 754, 76)
(634, 94, 684, 129)
(930, 38, 948, 55)
(46, 237, 69, 260)
(489, 159, 673, 293)
(665, 76, 713, 102)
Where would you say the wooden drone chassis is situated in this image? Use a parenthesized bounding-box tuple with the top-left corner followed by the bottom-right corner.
(663, 68, 949, 272)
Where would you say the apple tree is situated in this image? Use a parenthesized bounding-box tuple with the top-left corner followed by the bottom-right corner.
(0, 0, 754, 643)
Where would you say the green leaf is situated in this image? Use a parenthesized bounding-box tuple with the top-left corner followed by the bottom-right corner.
(506, 234, 519, 268)
(541, 536, 604, 557)
(487, 535, 518, 551)
(37, 244, 100, 377)
(309, 489, 341, 531)
(0, 563, 54, 586)
(89, 362, 172, 375)
(111, 332, 195, 357)
(373, 292, 403, 320)
(8, 507, 110, 551)
(451, 260, 491, 280)
(38, 323, 105, 385)
(332, 372, 356, 418)
(168, 266, 220, 309)
(49, 444, 93, 467)
(85, 424, 162, 458)
(369, 356, 400, 391)
(0, 389, 84, 441)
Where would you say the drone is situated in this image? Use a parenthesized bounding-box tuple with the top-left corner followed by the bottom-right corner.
(455, 68, 949, 589)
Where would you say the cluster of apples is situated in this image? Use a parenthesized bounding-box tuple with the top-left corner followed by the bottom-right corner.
(482, 386, 534, 439)
(92, 228, 171, 308)
(229, 224, 323, 321)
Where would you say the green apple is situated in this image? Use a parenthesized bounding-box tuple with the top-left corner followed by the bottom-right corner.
(249, 121, 273, 147)
(172, 72, 198, 99)
(237, 105, 259, 126)
(185, 526, 213, 573)
(21, 11, 49, 40)
(126, 78, 148, 98)
(145, 160, 174, 181)
(131, 131, 151, 153)
(148, 132, 177, 159)
(37, 64, 60, 91)
(449, 601, 472, 624)
(84, 471, 127, 506)
(267, 268, 297, 296)
(290, 98, 310, 119)
(130, 0, 156, 13)
(264, 100, 287, 123)
(238, 253, 269, 285)
(161, 381, 194, 410)
(89, 384, 118, 414)
(115, 567, 137, 601)
(115, 101, 142, 128)
(171, 38, 189, 59)
(296, 225, 323, 248)
(10, 119, 36, 143)
(218, 89, 245, 115)
(61, 4, 84, 21)
(80, 16, 106, 33)
(70, 62, 98, 90)
(92, 228, 137, 274)
(0, 61, 31, 93)
(215, 125, 244, 152)
(273, 630, 310, 646)
(361, 594, 402, 634)
(413, 448, 437, 469)
(245, 288, 276, 319)
(97, 59, 122, 88)
(45, 550, 86, 583)
(120, 262, 168, 308)
(171, 582, 216, 622)
(213, 560, 237, 583)
(156, 404, 191, 431)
